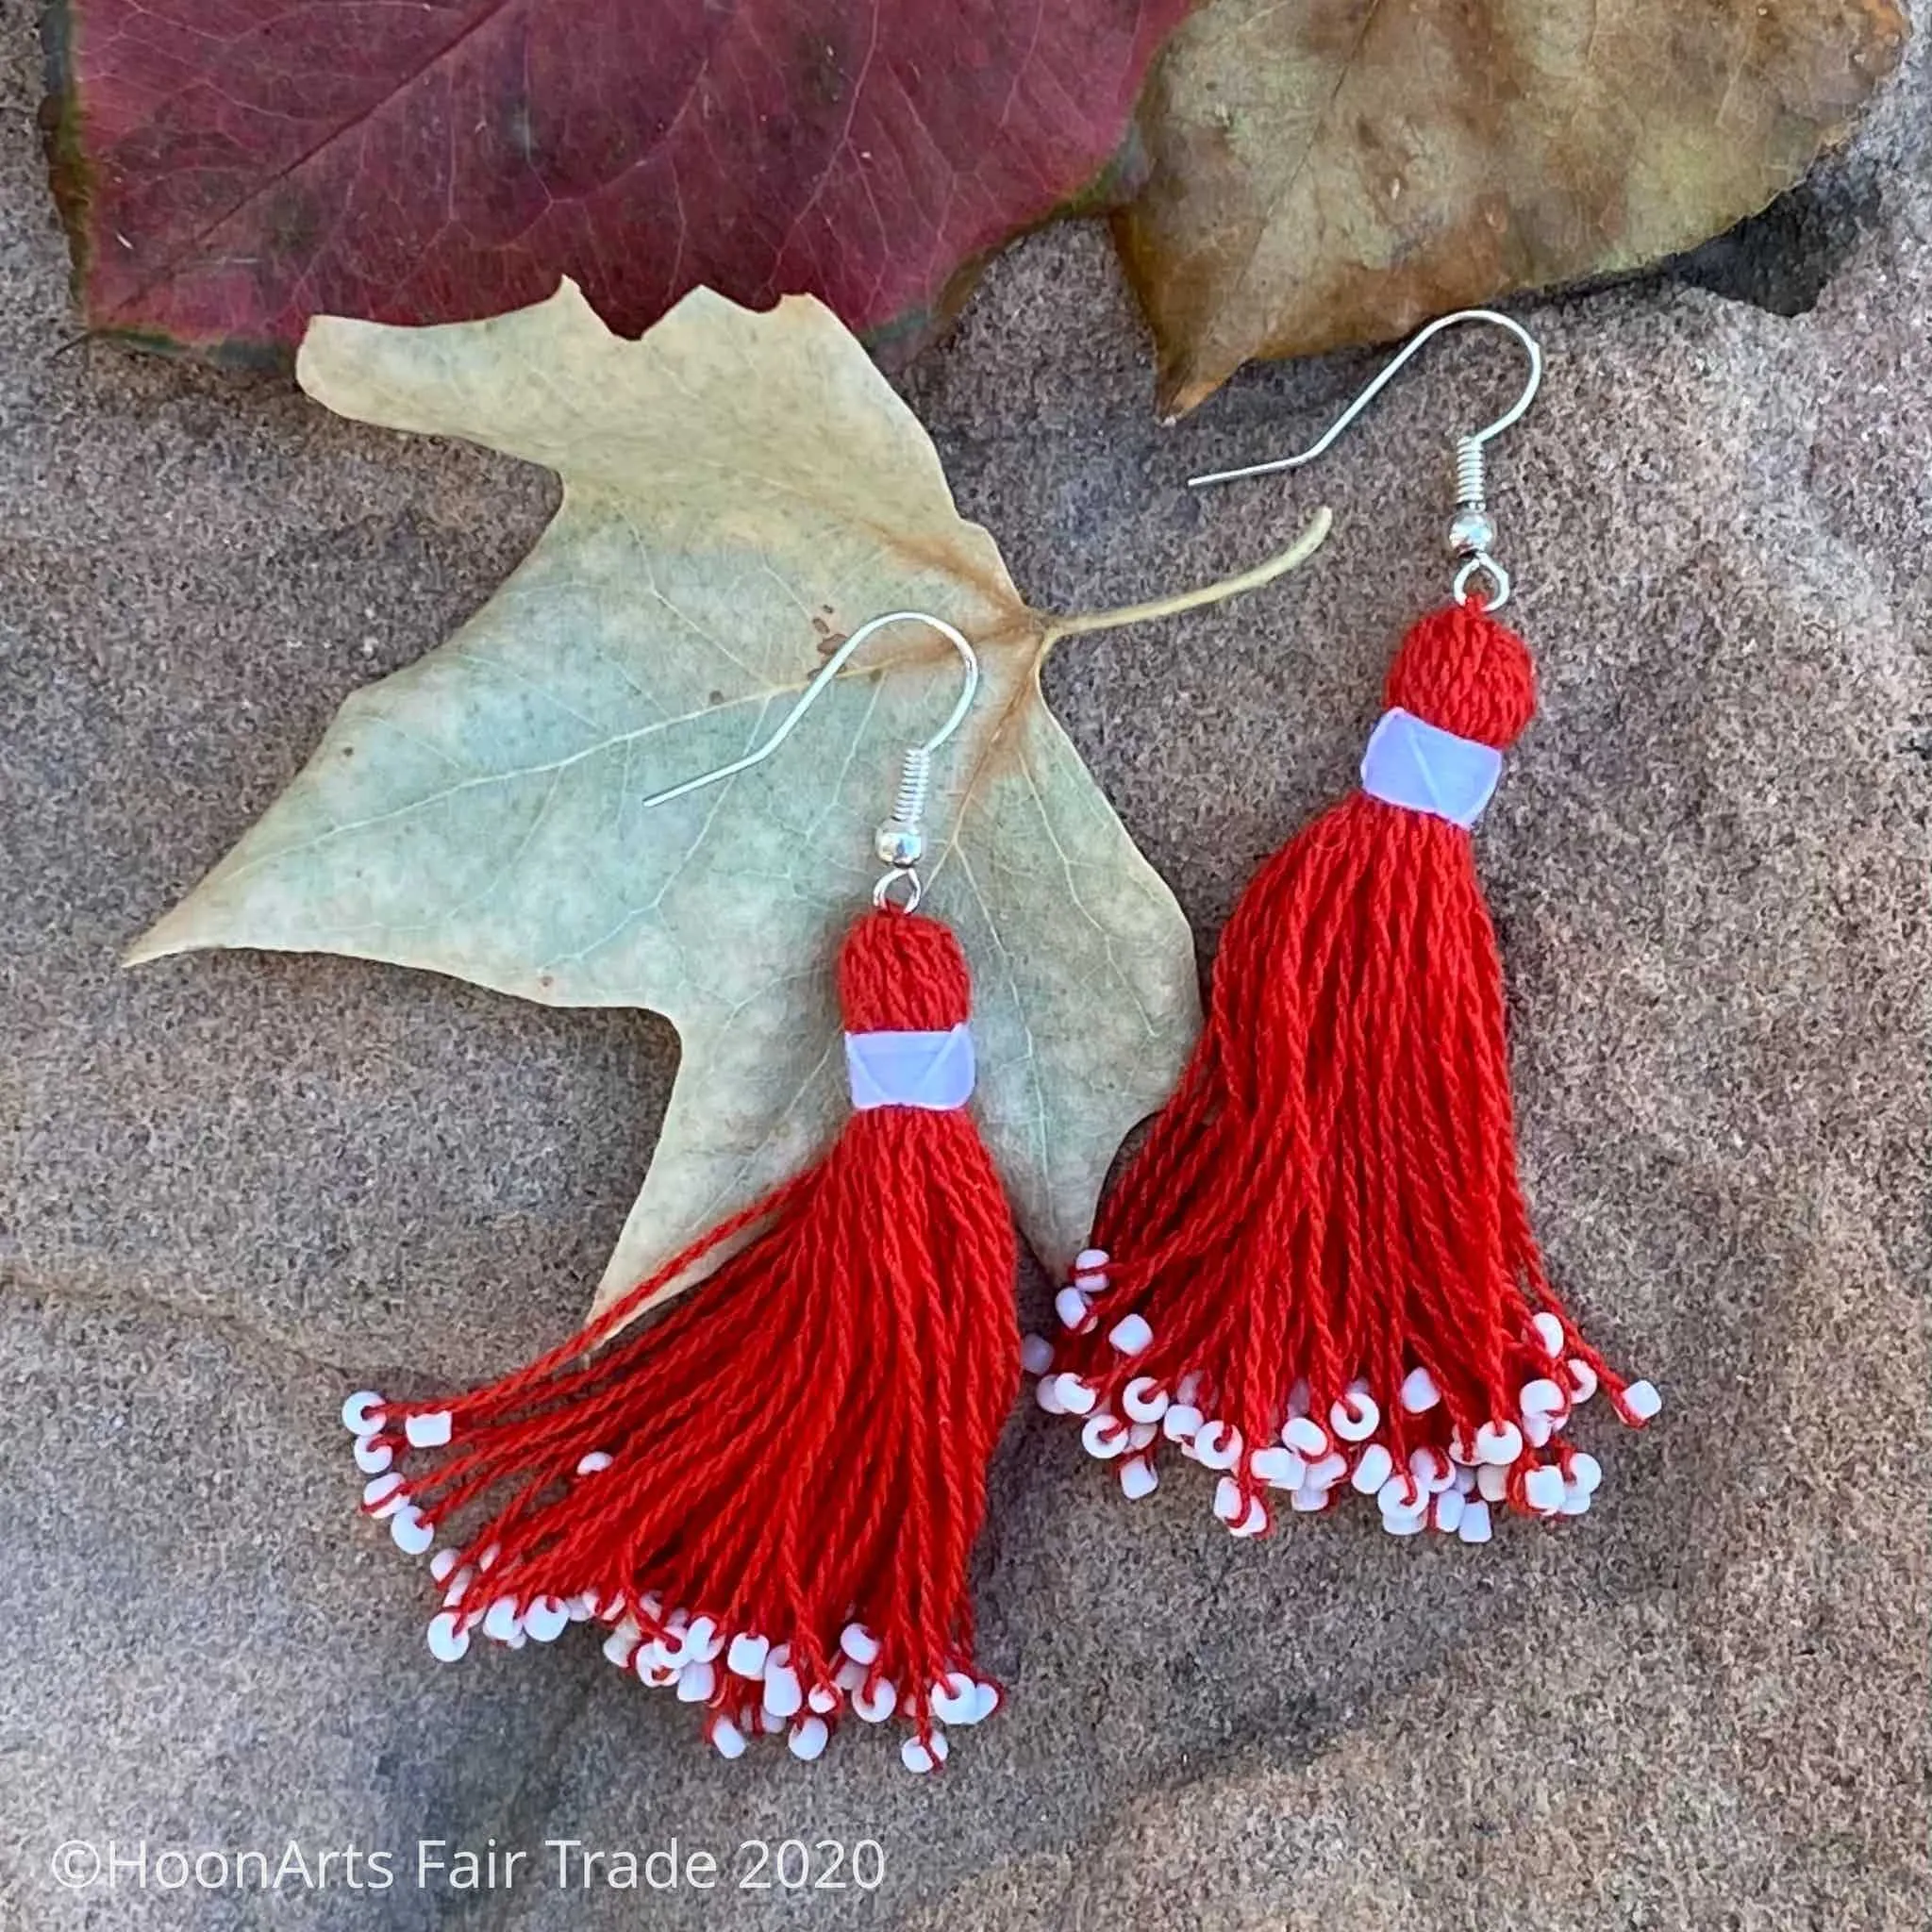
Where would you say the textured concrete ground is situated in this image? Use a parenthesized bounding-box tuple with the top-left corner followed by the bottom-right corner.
(3, 4, 1928, 1927)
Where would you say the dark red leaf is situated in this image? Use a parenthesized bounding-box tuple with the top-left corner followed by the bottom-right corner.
(44, 0, 1192, 360)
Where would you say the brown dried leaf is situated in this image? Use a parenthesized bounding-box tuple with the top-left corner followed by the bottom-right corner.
(1116, 0, 1908, 414)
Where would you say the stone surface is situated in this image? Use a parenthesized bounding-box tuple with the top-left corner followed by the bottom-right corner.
(2, 5, 1926, 1927)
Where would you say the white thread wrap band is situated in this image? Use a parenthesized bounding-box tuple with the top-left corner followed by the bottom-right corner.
(844, 1024, 976, 1111)
(1360, 707, 1503, 828)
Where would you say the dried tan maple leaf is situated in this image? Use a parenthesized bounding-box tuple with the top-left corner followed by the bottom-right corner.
(130, 281, 1329, 1314)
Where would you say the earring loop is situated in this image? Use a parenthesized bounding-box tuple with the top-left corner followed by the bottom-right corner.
(1453, 556, 1511, 610)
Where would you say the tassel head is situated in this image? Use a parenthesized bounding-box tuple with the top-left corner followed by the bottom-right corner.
(838, 902, 971, 1029)
(1383, 602, 1537, 749)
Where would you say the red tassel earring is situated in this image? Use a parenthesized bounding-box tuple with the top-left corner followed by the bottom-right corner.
(341, 613, 1019, 1771)
(1036, 312, 1658, 1542)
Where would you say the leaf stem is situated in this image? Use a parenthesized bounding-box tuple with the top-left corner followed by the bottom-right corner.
(1041, 508, 1332, 644)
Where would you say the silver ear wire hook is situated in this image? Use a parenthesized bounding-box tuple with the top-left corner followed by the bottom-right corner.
(1186, 308, 1542, 611)
(636, 609, 980, 913)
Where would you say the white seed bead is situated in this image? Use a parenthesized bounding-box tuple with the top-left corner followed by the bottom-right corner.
(1382, 1509, 1426, 1537)
(1458, 1499, 1493, 1544)
(603, 1625, 641, 1668)
(1376, 1474, 1425, 1520)
(405, 1409, 453, 1449)
(1074, 1247, 1109, 1277)
(1249, 1445, 1307, 1490)
(1122, 1376, 1168, 1423)
(637, 1657, 679, 1689)
(790, 1715, 830, 1761)
(901, 1733, 943, 1774)
(1081, 1412, 1129, 1460)
(808, 1684, 841, 1715)
(1128, 1420, 1158, 1450)
(341, 1391, 385, 1437)
(1620, 1378, 1663, 1422)
(1193, 1421, 1243, 1470)
(1020, 1333, 1055, 1376)
(1532, 1311, 1566, 1357)
(1108, 1313, 1154, 1356)
(430, 1548, 460, 1584)
(834, 1657, 868, 1693)
(931, 1674, 978, 1724)
(1559, 1483, 1593, 1517)
(726, 1633, 770, 1679)
(1330, 1385, 1380, 1443)
(1430, 1489, 1466, 1535)
(1213, 1478, 1268, 1537)
(525, 1596, 569, 1642)
(426, 1611, 470, 1663)
(1474, 1420, 1524, 1466)
(1522, 1409, 1555, 1449)
(1162, 1403, 1205, 1443)
(353, 1437, 393, 1475)
(1409, 1445, 1454, 1492)
(1566, 1358, 1600, 1402)
(1174, 1372, 1207, 1407)
(482, 1598, 523, 1644)
(711, 1718, 748, 1760)
(1523, 1465, 1566, 1514)
(841, 1623, 881, 1666)
(852, 1678, 897, 1724)
(1520, 1378, 1567, 1418)
(1054, 1286, 1092, 1332)
(763, 1663, 805, 1720)
(677, 1660, 717, 1703)
(1305, 1451, 1351, 1491)
(972, 1682, 1000, 1723)
(1035, 1375, 1069, 1416)
(1050, 1373, 1098, 1416)
(361, 1474, 406, 1518)
(682, 1615, 723, 1663)
(1282, 1416, 1330, 1458)
(1119, 1455, 1159, 1502)
(575, 1451, 614, 1475)
(1453, 1464, 1478, 1495)
(1567, 1451, 1604, 1494)
(1447, 1429, 1480, 1466)
(1350, 1443, 1395, 1495)
(1476, 1462, 1511, 1502)
(1290, 1484, 1330, 1513)
(1399, 1366, 1441, 1413)
(390, 1507, 434, 1556)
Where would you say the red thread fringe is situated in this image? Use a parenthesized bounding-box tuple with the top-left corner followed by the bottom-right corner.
(1042, 605, 1657, 1540)
(355, 908, 1018, 1761)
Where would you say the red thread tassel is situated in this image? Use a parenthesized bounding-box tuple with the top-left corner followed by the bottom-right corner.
(342, 908, 1018, 1769)
(1039, 604, 1659, 1541)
